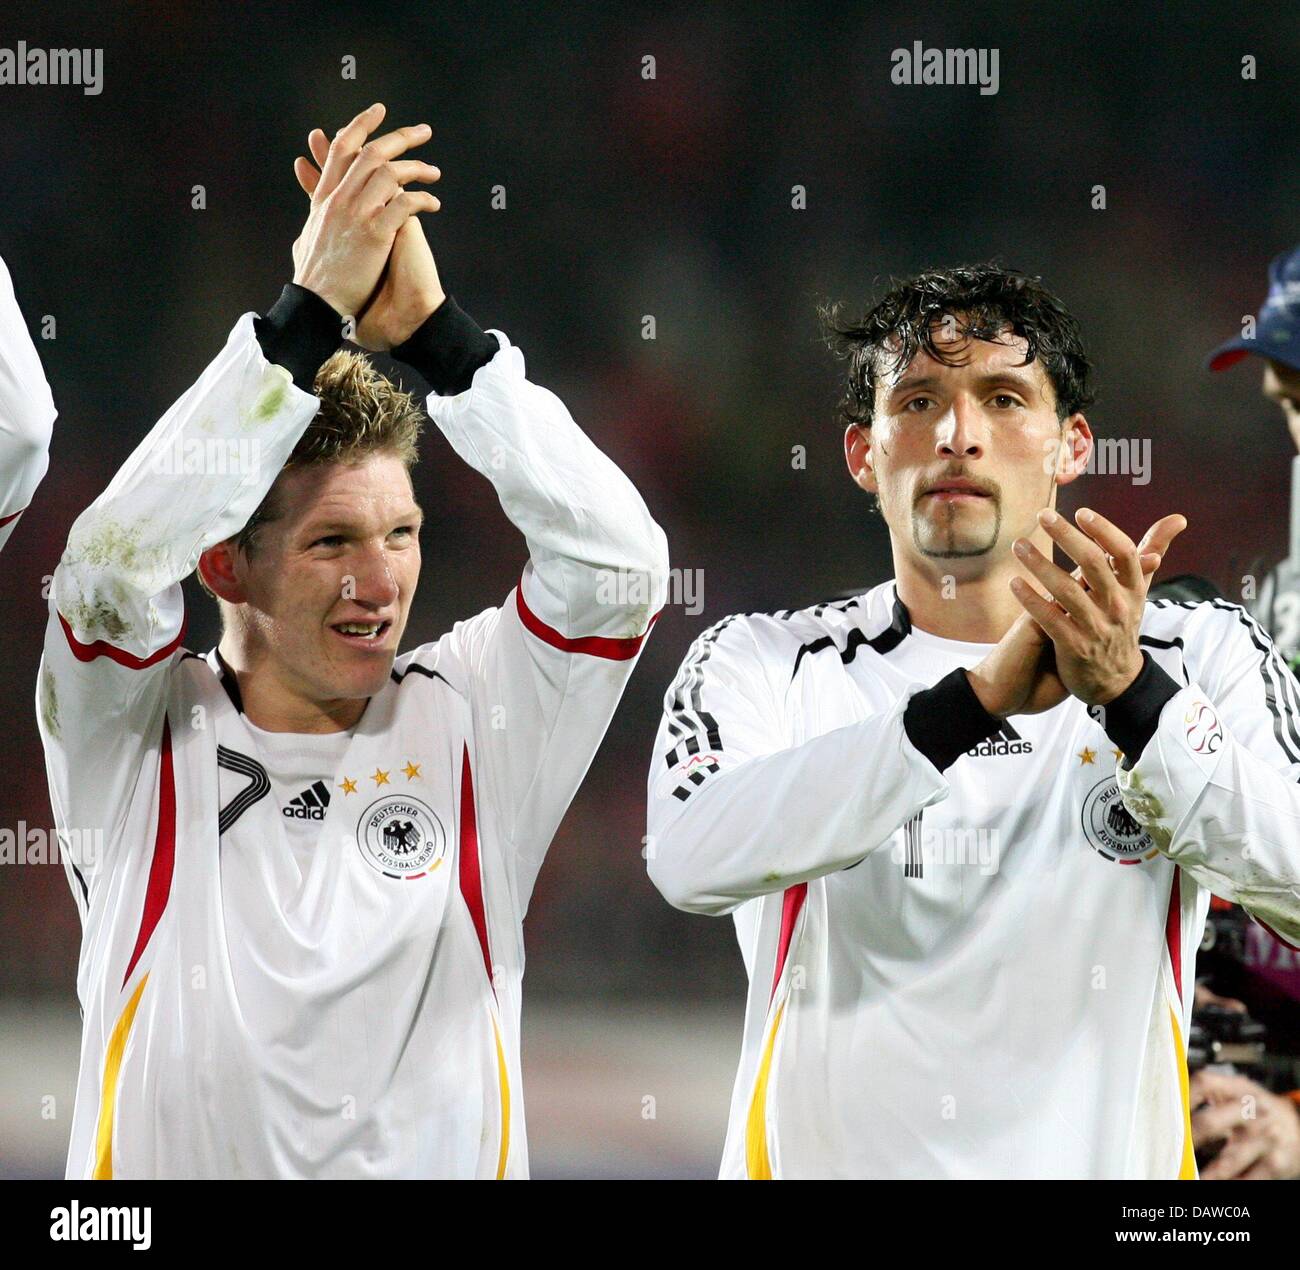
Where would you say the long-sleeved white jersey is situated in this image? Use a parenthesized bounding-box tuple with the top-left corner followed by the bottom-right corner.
(647, 581, 1300, 1179)
(0, 252, 55, 549)
(39, 309, 668, 1178)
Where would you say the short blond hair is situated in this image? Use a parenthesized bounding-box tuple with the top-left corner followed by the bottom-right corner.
(197, 350, 426, 597)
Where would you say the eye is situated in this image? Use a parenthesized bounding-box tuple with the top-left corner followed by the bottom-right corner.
(991, 394, 1023, 408)
(389, 525, 418, 541)
(904, 396, 933, 413)
(311, 535, 345, 549)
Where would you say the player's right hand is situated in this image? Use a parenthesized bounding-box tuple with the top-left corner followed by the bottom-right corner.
(290, 103, 441, 319)
(968, 512, 1184, 718)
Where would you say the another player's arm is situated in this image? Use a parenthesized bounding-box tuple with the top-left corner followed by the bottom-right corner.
(0, 252, 56, 550)
(38, 288, 336, 900)
(398, 299, 668, 900)
(645, 615, 1000, 916)
(295, 134, 669, 902)
(39, 103, 435, 895)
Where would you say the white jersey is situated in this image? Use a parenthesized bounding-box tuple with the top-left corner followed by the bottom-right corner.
(0, 252, 55, 549)
(40, 313, 668, 1179)
(647, 581, 1300, 1179)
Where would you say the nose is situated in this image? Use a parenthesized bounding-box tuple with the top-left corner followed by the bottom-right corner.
(345, 543, 401, 609)
(934, 395, 986, 460)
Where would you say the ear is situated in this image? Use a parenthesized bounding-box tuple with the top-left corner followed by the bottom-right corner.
(844, 424, 878, 494)
(198, 539, 248, 604)
(1052, 413, 1093, 489)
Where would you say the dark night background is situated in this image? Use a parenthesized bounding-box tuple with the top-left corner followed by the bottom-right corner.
(0, 1, 1296, 1175)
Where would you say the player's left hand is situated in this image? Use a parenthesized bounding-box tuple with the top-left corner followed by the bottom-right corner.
(1191, 1068, 1300, 1180)
(295, 126, 446, 351)
(1008, 507, 1187, 706)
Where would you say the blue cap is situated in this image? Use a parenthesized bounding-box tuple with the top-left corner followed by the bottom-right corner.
(1208, 246, 1300, 372)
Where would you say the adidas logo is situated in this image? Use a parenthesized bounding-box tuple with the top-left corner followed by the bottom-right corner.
(283, 780, 331, 820)
(967, 719, 1033, 758)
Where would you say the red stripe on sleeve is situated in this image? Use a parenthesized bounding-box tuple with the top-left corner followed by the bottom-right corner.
(769, 883, 808, 1003)
(514, 581, 659, 661)
(59, 608, 188, 669)
(1165, 872, 1182, 1005)
(0, 505, 26, 529)
(122, 716, 177, 988)
(458, 744, 495, 993)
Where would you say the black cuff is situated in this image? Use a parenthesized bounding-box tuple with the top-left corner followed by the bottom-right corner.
(253, 284, 344, 393)
(903, 668, 1003, 773)
(1101, 651, 1182, 768)
(391, 295, 500, 395)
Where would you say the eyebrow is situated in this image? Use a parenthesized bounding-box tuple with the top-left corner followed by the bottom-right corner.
(886, 370, 1040, 399)
(301, 506, 425, 537)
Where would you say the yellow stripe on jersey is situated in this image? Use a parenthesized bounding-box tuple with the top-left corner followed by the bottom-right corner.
(492, 1015, 510, 1180)
(93, 974, 149, 1180)
(745, 1000, 787, 1180)
(1168, 1004, 1197, 1180)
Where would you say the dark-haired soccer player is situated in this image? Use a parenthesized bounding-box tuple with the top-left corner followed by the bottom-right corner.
(40, 104, 667, 1179)
(647, 263, 1300, 1179)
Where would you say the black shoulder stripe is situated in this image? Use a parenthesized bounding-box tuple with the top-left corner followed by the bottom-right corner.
(661, 590, 878, 801)
(662, 616, 735, 773)
(791, 590, 910, 680)
(391, 662, 451, 687)
(1208, 599, 1300, 771)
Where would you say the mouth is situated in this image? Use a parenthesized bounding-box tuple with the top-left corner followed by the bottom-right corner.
(329, 619, 393, 648)
(922, 486, 991, 503)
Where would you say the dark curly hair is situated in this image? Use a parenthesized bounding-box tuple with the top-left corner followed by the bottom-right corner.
(819, 262, 1094, 431)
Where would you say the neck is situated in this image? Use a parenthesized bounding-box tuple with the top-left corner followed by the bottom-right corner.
(892, 525, 1055, 644)
(217, 636, 366, 733)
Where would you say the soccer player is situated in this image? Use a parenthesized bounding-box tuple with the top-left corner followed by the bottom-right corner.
(0, 250, 55, 550)
(39, 103, 667, 1179)
(1208, 244, 1300, 668)
(646, 263, 1300, 1179)
(1185, 245, 1300, 1180)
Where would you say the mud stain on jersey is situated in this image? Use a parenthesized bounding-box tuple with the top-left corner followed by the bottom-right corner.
(1118, 770, 1171, 850)
(40, 664, 59, 738)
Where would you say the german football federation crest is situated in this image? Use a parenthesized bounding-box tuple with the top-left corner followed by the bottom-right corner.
(356, 795, 448, 879)
(1081, 776, 1158, 865)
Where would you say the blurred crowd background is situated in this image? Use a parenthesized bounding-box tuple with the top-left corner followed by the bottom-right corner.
(0, 2, 1297, 1176)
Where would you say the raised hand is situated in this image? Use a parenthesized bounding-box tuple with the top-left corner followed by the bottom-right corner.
(1009, 507, 1188, 706)
(968, 512, 1185, 718)
(295, 120, 445, 350)
(290, 103, 440, 320)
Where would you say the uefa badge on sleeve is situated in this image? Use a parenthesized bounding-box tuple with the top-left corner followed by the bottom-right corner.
(356, 796, 448, 879)
(1183, 701, 1223, 755)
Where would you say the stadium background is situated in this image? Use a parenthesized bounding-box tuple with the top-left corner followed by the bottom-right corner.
(0, 2, 1297, 1177)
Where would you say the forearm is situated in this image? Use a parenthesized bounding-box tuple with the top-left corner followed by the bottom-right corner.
(55, 286, 337, 654)
(647, 688, 966, 915)
(395, 299, 669, 631)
